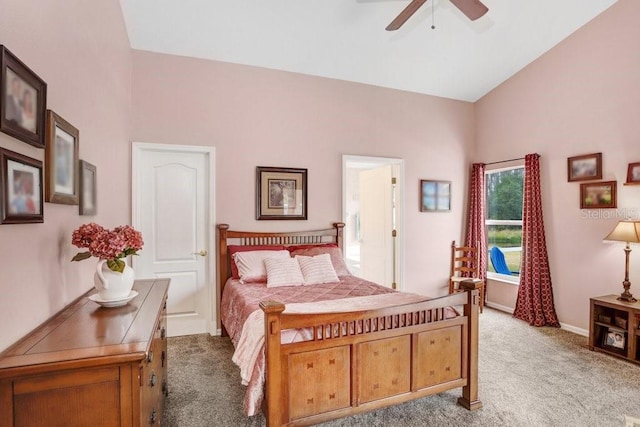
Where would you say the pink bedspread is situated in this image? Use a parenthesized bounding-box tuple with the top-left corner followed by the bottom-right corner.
(220, 276, 452, 416)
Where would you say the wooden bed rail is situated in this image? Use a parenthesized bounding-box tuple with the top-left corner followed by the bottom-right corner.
(260, 281, 482, 426)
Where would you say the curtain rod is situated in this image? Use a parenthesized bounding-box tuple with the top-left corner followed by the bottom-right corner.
(485, 156, 527, 166)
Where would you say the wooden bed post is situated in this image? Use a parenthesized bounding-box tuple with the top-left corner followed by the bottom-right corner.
(260, 300, 286, 427)
(457, 279, 483, 410)
(333, 222, 345, 251)
(218, 224, 230, 336)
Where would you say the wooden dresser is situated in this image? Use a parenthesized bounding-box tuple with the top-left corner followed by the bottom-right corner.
(0, 279, 169, 427)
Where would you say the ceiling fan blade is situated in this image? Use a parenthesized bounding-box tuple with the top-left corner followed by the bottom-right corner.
(386, 0, 428, 31)
(449, 0, 488, 21)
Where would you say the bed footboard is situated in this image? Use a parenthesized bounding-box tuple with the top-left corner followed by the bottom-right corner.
(260, 281, 482, 426)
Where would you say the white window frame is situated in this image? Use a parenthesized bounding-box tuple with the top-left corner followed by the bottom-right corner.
(485, 166, 524, 285)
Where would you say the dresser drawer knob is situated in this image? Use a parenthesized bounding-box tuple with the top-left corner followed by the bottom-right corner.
(150, 372, 157, 387)
(161, 327, 166, 339)
(161, 350, 166, 367)
(147, 350, 154, 364)
(150, 408, 157, 424)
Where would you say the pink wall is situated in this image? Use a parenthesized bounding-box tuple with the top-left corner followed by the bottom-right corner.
(131, 51, 475, 300)
(0, 0, 132, 351)
(476, 0, 640, 331)
(4, 0, 627, 351)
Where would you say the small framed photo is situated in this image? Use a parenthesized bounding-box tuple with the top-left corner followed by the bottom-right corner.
(603, 329, 626, 350)
(256, 166, 307, 220)
(567, 152, 602, 182)
(0, 45, 47, 148)
(45, 110, 79, 205)
(580, 181, 616, 209)
(0, 147, 44, 224)
(420, 180, 451, 212)
(625, 162, 640, 185)
(79, 160, 97, 216)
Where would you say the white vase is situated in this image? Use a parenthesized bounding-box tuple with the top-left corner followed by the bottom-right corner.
(94, 259, 135, 300)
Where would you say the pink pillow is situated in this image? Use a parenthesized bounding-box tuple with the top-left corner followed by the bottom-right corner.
(296, 254, 339, 285)
(228, 245, 285, 279)
(264, 257, 305, 287)
(289, 246, 351, 277)
(233, 250, 290, 283)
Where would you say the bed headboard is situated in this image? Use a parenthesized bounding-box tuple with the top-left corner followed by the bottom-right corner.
(216, 222, 345, 302)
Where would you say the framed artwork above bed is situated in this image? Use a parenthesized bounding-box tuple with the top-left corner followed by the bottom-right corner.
(256, 166, 307, 220)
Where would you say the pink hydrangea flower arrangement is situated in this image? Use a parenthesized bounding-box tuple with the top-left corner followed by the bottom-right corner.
(71, 223, 144, 272)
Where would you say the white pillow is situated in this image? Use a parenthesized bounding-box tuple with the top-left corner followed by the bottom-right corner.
(296, 253, 339, 285)
(233, 250, 290, 283)
(264, 257, 305, 287)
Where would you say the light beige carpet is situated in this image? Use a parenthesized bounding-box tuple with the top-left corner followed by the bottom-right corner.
(163, 308, 640, 426)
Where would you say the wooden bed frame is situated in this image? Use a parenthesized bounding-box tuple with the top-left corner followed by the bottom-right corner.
(218, 223, 481, 426)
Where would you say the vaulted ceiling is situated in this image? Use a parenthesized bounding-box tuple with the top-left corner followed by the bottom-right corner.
(119, 0, 618, 102)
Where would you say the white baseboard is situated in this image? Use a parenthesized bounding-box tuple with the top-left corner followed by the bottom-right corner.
(485, 301, 514, 313)
(485, 302, 588, 337)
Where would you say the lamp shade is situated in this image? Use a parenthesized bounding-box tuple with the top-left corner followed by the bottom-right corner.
(604, 220, 640, 243)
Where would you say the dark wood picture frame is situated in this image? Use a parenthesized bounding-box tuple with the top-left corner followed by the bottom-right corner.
(45, 110, 79, 205)
(256, 166, 307, 220)
(79, 160, 97, 216)
(0, 147, 44, 224)
(580, 180, 617, 209)
(625, 162, 640, 185)
(420, 180, 451, 212)
(0, 45, 47, 148)
(567, 152, 602, 182)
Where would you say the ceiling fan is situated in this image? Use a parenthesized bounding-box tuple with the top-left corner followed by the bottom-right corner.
(386, 0, 489, 31)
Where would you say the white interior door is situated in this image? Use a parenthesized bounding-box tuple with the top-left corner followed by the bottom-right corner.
(359, 165, 394, 288)
(132, 142, 215, 337)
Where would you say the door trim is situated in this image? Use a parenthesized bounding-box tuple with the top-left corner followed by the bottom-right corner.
(131, 141, 217, 335)
(342, 155, 404, 291)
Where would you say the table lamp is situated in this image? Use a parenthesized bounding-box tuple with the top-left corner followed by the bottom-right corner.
(604, 220, 640, 302)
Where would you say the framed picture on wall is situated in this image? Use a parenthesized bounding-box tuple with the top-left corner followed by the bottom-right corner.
(79, 160, 97, 216)
(420, 180, 451, 212)
(625, 162, 640, 185)
(580, 181, 617, 209)
(0, 147, 44, 224)
(567, 152, 602, 182)
(45, 110, 79, 205)
(256, 166, 307, 220)
(0, 45, 47, 148)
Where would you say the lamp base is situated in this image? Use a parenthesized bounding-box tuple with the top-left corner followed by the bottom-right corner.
(617, 292, 637, 303)
(618, 280, 637, 303)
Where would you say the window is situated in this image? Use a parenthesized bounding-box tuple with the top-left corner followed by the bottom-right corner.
(485, 166, 524, 283)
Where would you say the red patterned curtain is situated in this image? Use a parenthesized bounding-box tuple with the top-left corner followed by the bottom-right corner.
(513, 154, 560, 327)
(464, 163, 487, 281)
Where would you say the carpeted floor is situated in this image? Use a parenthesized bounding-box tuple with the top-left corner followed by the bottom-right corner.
(162, 308, 640, 426)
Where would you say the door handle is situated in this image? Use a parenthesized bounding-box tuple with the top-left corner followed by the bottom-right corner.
(193, 250, 208, 257)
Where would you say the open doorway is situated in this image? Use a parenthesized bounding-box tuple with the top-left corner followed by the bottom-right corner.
(342, 155, 403, 290)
